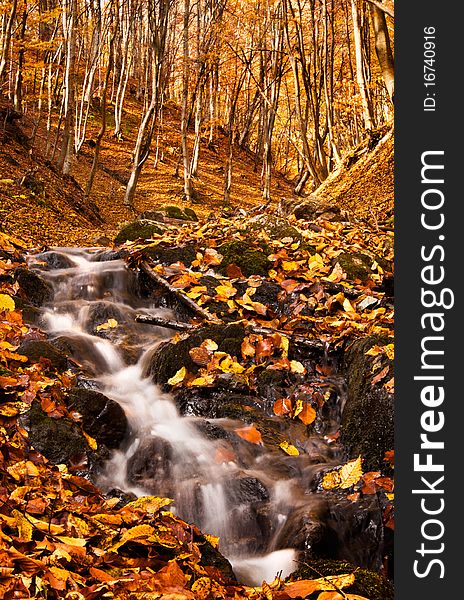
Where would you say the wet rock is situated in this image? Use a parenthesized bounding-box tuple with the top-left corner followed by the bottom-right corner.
(114, 220, 166, 244)
(141, 242, 197, 267)
(290, 559, 393, 600)
(126, 437, 173, 492)
(18, 340, 68, 371)
(66, 387, 128, 449)
(274, 508, 327, 558)
(23, 401, 88, 465)
(146, 322, 246, 387)
(317, 495, 393, 575)
(12, 297, 42, 324)
(90, 249, 123, 262)
(85, 301, 128, 335)
(194, 420, 231, 441)
(196, 534, 237, 582)
(341, 335, 394, 471)
(14, 267, 53, 306)
(226, 476, 269, 505)
(33, 251, 75, 270)
(217, 240, 271, 277)
(51, 335, 109, 376)
(105, 488, 138, 509)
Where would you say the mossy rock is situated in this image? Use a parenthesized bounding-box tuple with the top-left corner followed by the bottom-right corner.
(218, 240, 271, 277)
(23, 401, 88, 465)
(142, 243, 197, 267)
(114, 220, 165, 244)
(290, 559, 393, 600)
(160, 205, 198, 221)
(335, 252, 375, 284)
(248, 214, 303, 242)
(14, 267, 53, 307)
(146, 323, 246, 386)
(18, 340, 68, 371)
(341, 335, 394, 471)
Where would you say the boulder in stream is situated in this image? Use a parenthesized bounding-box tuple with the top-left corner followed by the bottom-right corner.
(14, 267, 53, 306)
(66, 387, 128, 449)
(146, 322, 246, 387)
(18, 339, 68, 371)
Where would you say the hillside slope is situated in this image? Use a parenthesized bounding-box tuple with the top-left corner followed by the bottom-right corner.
(0, 98, 294, 247)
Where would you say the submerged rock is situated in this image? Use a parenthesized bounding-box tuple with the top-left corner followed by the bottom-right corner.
(32, 251, 75, 270)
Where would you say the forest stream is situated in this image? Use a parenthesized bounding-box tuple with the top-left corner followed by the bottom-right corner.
(27, 246, 387, 587)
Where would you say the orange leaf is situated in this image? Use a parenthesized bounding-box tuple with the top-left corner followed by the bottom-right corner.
(298, 403, 317, 426)
(273, 397, 293, 416)
(234, 425, 263, 445)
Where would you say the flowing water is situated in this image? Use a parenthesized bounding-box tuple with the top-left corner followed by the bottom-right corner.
(29, 247, 349, 586)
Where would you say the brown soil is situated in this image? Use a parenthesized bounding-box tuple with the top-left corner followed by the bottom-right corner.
(0, 96, 393, 247)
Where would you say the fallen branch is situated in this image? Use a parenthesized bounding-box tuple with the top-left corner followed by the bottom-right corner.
(135, 314, 326, 352)
(139, 261, 222, 324)
(135, 314, 194, 332)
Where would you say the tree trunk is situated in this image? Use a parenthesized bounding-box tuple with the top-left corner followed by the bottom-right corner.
(370, 3, 394, 101)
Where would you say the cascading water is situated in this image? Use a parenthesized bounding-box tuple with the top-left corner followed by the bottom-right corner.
(30, 247, 347, 586)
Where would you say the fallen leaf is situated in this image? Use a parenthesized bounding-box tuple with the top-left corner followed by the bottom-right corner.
(168, 367, 188, 386)
(0, 293, 15, 312)
(280, 441, 300, 456)
(234, 425, 263, 445)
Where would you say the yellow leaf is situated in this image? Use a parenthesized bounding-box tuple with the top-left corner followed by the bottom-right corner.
(0, 402, 31, 417)
(83, 431, 98, 450)
(167, 366, 187, 386)
(322, 457, 363, 490)
(110, 524, 156, 552)
(280, 441, 300, 456)
(290, 360, 306, 374)
(0, 293, 15, 312)
(56, 536, 87, 547)
(125, 496, 173, 514)
(96, 318, 118, 331)
(215, 284, 237, 299)
(12, 510, 33, 542)
(282, 260, 299, 271)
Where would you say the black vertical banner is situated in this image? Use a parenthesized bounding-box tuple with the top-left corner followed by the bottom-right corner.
(396, 1, 461, 598)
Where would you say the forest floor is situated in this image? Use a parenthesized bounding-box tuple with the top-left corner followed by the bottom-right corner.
(0, 98, 393, 247)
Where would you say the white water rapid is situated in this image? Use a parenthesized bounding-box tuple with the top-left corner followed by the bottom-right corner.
(31, 247, 342, 585)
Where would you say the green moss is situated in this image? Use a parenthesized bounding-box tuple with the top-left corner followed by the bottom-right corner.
(147, 323, 246, 386)
(290, 560, 393, 600)
(248, 215, 303, 242)
(115, 220, 165, 244)
(341, 335, 394, 471)
(160, 205, 198, 221)
(218, 240, 271, 277)
(142, 243, 197, 266)
(336, 252, 374, 284)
